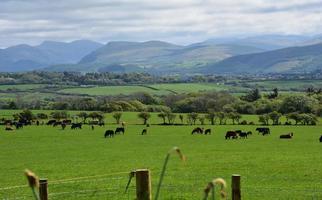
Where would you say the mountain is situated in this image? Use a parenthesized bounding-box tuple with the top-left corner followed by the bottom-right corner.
(204, 34, 311, 50)
(0, 40, 103, 72)
(201, 43, 322, 74)
(48, 40, 264, 72)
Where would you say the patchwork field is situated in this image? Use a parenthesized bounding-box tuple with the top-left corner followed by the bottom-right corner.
(1, 113, 322, 199)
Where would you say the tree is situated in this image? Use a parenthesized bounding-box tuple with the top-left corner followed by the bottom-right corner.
(51, 111, 68, 121)
(36, 113, 48, 120)
(113, 112, 122, 124)
(206, 111, 216, 125)
(241, 88, 261, 102)
(138, 112, 151, 125)
(179, 114, 184, 124)
(268, 88, 279, 99)
(17, 109, 35, 121)
(158, 112, 167, 124)
(279, 95, 317, 114)
(187, 113, 198, 125)
(78, 112, 88, 123)
(258, 114, 269, 125)
(268, 111, 282, 125)
(216, 112, 226, 125)
(198, 116, 205, 125)
(227, 112, 242, 125)
(165, 112, 176, 124)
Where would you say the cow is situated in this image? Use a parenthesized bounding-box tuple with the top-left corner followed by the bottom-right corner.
(91, 125, 94, 130)
(225, 131, 238, 139)
(320, 135, 322, 142)
(5, 126, 14, 131)
(36, 120, 40, 126)
(141, 129, 147, 135)
(115, 127, 125, 135)
(62, 119, 72, 125)
(204, 129, 211, 135)
(104, 130, 114, 138)
(191, 127, 203, 134)
(61, 123, 66, 130)
(256, 127, 270, 136)
(280, 133, 293, 139)
(239, 132, 248, 139)
(15, 122, 23, 129)
(71, 123, 82, 129)
(47, 120, 56, 125)
(53, 121, 62, 127)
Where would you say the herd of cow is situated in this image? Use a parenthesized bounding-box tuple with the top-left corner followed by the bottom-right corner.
(2, 119, 322, 142)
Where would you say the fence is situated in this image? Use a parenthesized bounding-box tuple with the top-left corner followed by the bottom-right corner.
(0, 170, 241, 200)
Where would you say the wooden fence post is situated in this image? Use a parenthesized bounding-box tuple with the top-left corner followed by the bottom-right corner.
(39, 179, 48, 200)
(136, 169, 152, 200)
(232, 174, 241, 200)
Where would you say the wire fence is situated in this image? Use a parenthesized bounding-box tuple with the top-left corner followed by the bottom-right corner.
(1, 168, 322, 200)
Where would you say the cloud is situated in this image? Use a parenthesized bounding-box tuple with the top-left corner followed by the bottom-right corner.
(0, 0, 321, 47)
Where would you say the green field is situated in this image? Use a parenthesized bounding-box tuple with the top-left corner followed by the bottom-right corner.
(1, 112, 322, 199)
(58, 83, 236, 96)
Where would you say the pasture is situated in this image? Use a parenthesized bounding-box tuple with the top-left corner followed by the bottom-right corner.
(1, 120, 322, 199)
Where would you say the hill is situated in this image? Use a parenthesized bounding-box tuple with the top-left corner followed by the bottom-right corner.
(48, 41, 263, 72)
(201, 43, 322, 74)
(0, 40, 103, 72)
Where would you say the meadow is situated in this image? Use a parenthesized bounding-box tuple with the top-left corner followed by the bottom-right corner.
(1, 112, 322, 199)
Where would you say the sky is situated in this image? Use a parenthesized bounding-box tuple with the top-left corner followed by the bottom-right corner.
(0, 0, 322, 47)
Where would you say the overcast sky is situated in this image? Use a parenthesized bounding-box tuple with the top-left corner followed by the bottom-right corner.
(0, 0, 322, 47)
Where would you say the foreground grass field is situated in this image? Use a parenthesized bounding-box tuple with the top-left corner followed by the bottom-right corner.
(1, 122, 322, 199)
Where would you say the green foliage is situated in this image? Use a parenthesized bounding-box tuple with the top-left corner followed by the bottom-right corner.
(113, 112, 122, 124)
(137, 112, 151, 125)
(241, 88, 261, 102)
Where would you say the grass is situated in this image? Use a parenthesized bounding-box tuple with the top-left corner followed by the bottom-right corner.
(0, 84, 46, 90)
(1, 112, 322, 199)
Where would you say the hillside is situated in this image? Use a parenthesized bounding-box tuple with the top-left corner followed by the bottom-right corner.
(48, 41, 263, 72)
(202, 43, 322, 74)
(0, 40, 103, 72)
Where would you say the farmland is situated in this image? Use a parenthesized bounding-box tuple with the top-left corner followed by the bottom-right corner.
(0, 112, 322, 199)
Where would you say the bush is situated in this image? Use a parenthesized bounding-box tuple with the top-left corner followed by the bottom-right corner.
(239, 120, 248, 125)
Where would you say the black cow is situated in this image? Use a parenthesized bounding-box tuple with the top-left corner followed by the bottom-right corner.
(15, 122, 23, 129)
(320, 135, 322, 142)
(191, 127, 203, 134)
(115, 127, 125, 134)
(225, 131, 238, 139)
(104, 130, 114, 138)
(141, 129, 147, 135)
(47, 120, 56, 125)
(71, 123, 82, 129)
(53, 121, 62, 127)
(256, 127, 270, 136)
(5, 126, 14, 131)
(239, 132, 248, 139)
(61, 123, 67, 130)
(280, 133, 293, 139)
(204, 129, 211, 135)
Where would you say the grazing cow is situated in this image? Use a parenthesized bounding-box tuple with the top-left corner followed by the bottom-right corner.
(141, 129, 147, 135)
(204, 129, 211, 135)
(191, 127, 203, 134)
(5, 126, 14, 131)
(15, 122, 23, 129)
(256, 127, 270, 136)
(62, 119, 72, 125)
(104, 130, 114, 138)
(320, 135, 322, 142)
(53, 121, 62, 127)
(46, 120, 56, 125)
(115, 127, 125, 135)
(61, 123, 66, 130)
(71, 123, 82, 129)
(239, 132, 248, 139)
(225, 131, 238, 139)
(280, 133, 293, 139)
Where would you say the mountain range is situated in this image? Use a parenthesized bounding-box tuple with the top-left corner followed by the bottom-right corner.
(1, 34, 322, 74)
